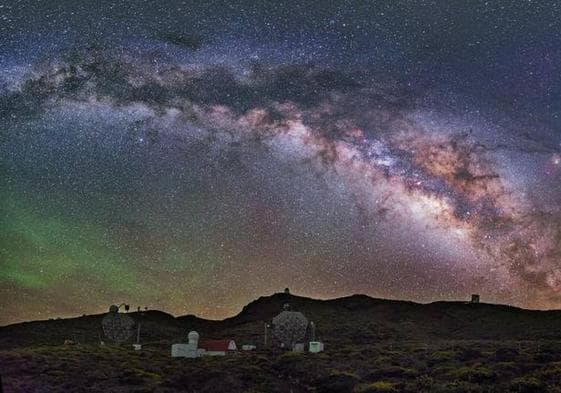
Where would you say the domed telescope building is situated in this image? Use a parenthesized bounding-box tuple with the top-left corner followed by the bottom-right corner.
(101, 304, 135, 343)
(270, 303, 311, 350)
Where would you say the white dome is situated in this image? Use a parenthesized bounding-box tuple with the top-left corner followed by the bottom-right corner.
(187, 331, 200, 344)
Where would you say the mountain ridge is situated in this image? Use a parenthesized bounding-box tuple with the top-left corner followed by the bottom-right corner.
(5, 292, 557, 329)
(0, 294, 504, 331)
(3, 292, 561, 350)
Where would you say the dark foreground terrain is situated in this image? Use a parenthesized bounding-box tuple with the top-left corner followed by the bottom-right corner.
(3, 293, 561, 392)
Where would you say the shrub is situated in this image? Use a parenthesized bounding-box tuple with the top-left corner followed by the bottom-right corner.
(495, 347, 519, 362)
(429, 351, 456, 365)
(353, 381, 397, 393)
(119, 371, 146, 386)
(414, 375, 434, 392)
(445, 365, 496, 383)
(534, 343, 561, 362)
(364, 366, 418, 380)
(509, 376, 546, 393)
(490, 361, 520, 376)
(537, 362, 561, 383)
(433, 380, 484, 393)
(456, 348, 482, 362)
(315, 371, 359, 393)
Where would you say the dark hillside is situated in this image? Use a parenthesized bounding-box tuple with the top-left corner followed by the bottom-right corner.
(2, 293, 561, 350)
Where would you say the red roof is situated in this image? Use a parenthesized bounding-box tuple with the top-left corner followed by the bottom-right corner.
(200, 339, 236, 351)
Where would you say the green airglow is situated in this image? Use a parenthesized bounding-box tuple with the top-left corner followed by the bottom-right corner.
(1, 191, 145, 294)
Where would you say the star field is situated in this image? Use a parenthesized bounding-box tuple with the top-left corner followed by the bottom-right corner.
(1, 1, 561, 325)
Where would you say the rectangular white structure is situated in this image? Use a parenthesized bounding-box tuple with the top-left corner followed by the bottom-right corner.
(292, 343, 305, 353)
(171, 343, 203, 358)
(309, 342, 324, 353)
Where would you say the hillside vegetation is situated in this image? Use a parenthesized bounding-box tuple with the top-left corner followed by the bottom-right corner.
(2, 293, 561, 392)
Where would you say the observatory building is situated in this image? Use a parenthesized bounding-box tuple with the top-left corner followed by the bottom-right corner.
(171, 331, 237, 358)
(102, 305, 135, 344)
(171, 331, 205, 358)
(267, 303, 323, 352)
(272, 304, 308, 350)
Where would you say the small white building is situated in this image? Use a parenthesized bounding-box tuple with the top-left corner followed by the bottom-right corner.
(309, 341, 324, 353)
(242, 344, 256, 351)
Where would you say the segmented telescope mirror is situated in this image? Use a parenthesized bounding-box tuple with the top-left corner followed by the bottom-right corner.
(102, 305, 135, 343)
(272, 304, 308, 348)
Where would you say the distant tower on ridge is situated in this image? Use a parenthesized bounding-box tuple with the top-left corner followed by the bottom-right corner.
(471, 294, 480, 304)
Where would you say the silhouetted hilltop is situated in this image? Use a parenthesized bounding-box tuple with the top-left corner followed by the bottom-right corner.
(2, 293, 561, 350)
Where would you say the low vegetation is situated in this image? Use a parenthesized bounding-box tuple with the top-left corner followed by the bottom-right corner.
(2, 340, 561, 392)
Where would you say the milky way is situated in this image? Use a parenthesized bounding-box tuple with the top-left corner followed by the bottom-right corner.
(1, 1, 561, 324)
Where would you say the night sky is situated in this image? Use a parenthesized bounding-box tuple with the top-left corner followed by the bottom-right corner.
(1, 1, 561, 325)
